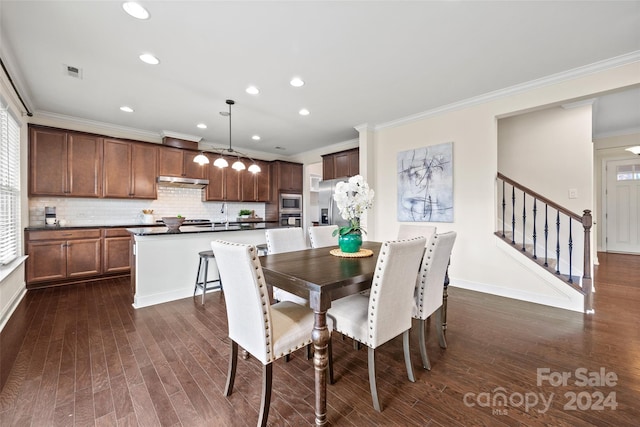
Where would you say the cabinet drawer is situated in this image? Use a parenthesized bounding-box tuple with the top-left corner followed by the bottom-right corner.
(103, 228, 130, 238)
(27, 229, 101, 241)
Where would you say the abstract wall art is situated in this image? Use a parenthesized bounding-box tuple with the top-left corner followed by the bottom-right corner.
(397, 142, 453, 222)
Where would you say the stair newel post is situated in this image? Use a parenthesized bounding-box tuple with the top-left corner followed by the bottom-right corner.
(568, 218, 573, 284)
(555, 210, 561, 275)
(532, 199, 538, 259)
(582, 210, 593, 312)
(522, 192, 526, 252)
(501, 180, 506, 238)
(544, 204, 549, 267)
(511, 186, 516, 244)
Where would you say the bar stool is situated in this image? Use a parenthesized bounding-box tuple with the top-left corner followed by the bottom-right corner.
(256, 243, 268, 256)
(194, 250, 223, 304)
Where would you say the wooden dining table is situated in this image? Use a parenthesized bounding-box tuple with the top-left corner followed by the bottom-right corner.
(260, 240, 382, 426)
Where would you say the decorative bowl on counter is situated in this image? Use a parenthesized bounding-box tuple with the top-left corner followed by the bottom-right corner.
(162, 216, 185, 230)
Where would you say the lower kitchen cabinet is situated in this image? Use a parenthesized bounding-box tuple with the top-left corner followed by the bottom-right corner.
(25, 227, 131, 288)
(103, 228, 132, 273)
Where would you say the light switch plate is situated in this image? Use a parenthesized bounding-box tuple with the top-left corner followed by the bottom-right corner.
(568, 188, 578, 199)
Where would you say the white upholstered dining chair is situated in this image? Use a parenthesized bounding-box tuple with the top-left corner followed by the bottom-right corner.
(308, 225, 339, 248)
(328, 237, 427, 412)
(412, 231, 456, 370)
(397, 224, 437, 241)
(211, 240, 331, 427)
(264, 228, 309, 305)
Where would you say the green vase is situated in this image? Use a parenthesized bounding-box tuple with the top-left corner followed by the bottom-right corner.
(338, 232, 362, 253)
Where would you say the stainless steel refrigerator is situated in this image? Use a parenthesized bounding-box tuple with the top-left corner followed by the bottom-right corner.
(317, 178, 349, 228)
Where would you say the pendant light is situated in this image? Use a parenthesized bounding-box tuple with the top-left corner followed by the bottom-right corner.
(626, 146, 640, 155)
(193, 152, 210, 165)
(195, 99, 261, 173)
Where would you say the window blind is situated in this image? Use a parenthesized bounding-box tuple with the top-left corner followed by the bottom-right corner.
(0, 102, 20, 265)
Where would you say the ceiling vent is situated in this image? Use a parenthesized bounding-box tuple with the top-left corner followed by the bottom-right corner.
(63, 64, 82, 79)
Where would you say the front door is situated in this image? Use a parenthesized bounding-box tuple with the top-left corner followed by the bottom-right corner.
(606, 158, 640, 253)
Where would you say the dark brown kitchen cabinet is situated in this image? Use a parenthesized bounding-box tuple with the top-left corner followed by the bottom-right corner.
(203, 156, 246, 201)
(103, 228, 131, 274)
(322, 148, 359, 180)
(241, 160, 271, 201)
(29, 126, 102, 197)
(25, 229, 102, 286)
(205, 160, 225, 201)
(103, 139, 157, 199)
(271, 161, 303, 192)
(225, 168, 242, 201)
(159, 146, 206, 179)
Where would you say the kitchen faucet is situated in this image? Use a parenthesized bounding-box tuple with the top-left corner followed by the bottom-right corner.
(221, 202, 229, 228)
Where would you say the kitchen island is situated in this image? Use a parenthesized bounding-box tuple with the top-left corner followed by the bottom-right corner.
(127, 224, 270, 308)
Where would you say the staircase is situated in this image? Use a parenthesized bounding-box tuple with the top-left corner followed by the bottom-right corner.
(496, 173, 593, 312)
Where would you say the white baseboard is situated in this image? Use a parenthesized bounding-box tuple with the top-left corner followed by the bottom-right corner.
(132, 287, 221, 309)
(450, 278, 584, 313)
(0, 286, 27, 332)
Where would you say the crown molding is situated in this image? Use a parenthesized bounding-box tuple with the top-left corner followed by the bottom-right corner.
(160, 130, 202, 142)
(33, 110, 161, 141)
(561, 98, 596, 109)
(354, 123, 371, 133)
(376, 50, 640, 131)
(593, 126, 640, 140)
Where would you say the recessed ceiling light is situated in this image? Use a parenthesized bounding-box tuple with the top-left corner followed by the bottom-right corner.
(122, 2, 149, 20)
(246, 86, 259, 95)
(252, 135, 261, 141)
(626, 146, 640, 155)
(299, 108, 310, 116)
(120, 106, 134, 113)
(290, 77, 304, 87)
(197, 123, 207, 129)
(139, 53, 159, 65)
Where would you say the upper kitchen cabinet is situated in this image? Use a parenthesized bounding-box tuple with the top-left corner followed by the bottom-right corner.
(103, 139, 158, 199)
(322, 148, 359, 180)
(205, 157, 269, 202)
(241, 160, 271, 202)
(204, 161, 241, 202)
(271, 161, 303, 193)
(158, 146, 207, 179)
(29, 126, 103, 197)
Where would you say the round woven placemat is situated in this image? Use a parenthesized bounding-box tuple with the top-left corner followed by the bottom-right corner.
(329, 248, 374, 258)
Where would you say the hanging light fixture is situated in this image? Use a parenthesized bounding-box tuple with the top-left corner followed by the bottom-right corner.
(626, 146, 640, 155)
(193, 152, 209, 165)
(195, 99, 261, 173)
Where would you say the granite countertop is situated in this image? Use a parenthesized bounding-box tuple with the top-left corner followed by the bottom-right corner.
(25, 223, 162, 231)
(127, 223, 282, 236)
(26, 220, 278, 232)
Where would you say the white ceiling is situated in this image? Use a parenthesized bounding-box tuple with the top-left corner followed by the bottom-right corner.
(1, 1, 639, 156)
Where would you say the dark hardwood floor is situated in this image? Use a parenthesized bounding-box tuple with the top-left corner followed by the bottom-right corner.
(1, 252, 638, 426)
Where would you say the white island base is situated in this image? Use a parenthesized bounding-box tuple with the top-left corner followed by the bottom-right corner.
(130, 227, 267, 308)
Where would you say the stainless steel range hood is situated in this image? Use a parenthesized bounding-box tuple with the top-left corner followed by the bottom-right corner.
(156, 176, 209, 188)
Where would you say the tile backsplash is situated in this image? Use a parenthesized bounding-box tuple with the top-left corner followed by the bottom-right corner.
(29, 186, 266, 227)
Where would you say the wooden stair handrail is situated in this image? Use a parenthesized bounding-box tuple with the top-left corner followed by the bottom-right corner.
(497, 172, 581, 221)
(497, 173, 593, 312)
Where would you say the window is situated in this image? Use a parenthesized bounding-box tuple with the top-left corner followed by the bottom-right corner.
(0, 100, 20, 265)
(617, 164, 640, 181)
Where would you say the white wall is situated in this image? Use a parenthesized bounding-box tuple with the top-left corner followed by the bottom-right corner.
(498, 104, 594, 214)
(366, 60, 640, 312)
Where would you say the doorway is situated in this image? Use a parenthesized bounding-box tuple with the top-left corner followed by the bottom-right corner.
(605, 158, 640, 253)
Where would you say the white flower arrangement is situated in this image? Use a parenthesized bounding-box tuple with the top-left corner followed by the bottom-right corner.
(332, 175, 375, 236)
